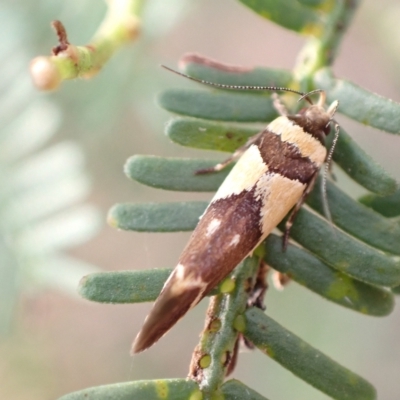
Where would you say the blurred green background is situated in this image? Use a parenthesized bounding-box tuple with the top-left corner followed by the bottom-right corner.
(1, 0, 400, 399)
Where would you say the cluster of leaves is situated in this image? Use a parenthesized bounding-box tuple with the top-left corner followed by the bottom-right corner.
(61, 1, 400, 399)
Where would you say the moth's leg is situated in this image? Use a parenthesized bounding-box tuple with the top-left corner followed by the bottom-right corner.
(247, 260, 269, 310)
(195, 130, 264, 175)
(272, 93, 288, 116)
(282, 172, 319, 250)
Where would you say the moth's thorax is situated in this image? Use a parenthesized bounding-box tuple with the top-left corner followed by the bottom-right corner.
(266, 116, 327, 168)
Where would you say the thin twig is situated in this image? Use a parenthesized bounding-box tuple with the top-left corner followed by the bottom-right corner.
(188, 257, 262, 397)
(30, 0, 144, 90)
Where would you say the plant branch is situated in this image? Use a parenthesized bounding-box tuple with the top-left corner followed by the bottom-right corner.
(30, 0, 144, 90)
(294, 0, 361, 89)
(188, 257, 260, 398)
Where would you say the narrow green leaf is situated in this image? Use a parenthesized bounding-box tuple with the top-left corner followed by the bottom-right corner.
(158, 89, 277, 122)
(57, 379, 201, 400)
(108, 201, 207, 232)
(244, 308, 376, 400)
(307, 178, 400, 254)
(183, 61, 292, 89)
(327, 127, 396, 195)
(166, 118, 256, 152)
(280, 208, 400, 287)
(359, 188, 400, 218)
(79, 269, 172, 303)
(78, 268, 223, 304)
(221, 379, 269, 400)
(78, 269, 224, 304)
(125, 155, 231, 192)
(238, 0, 322, 35)
(264, 234, 394, 316)
(314, 68, 400, 134)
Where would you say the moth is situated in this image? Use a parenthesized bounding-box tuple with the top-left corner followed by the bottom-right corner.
(132, 66, 339, 353)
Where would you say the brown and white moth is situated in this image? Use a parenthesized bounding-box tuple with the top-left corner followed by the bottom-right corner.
(132, 67, 339, 354)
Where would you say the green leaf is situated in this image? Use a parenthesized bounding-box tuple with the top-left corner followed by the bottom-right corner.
(166, 118, 256, 153)
(221, 379, 269, 400)
(244, 308, 376, 400)
(79, 269, 172, 303)
(125, 155, 232, 192)
(306, 178, 400, 254)
(264, 235, 394, 316)
(158, 89, 277, 122)
(78, 269, 224, 304)
(327, 127, 396, 195)
(108, 201, 208, 232)
(280, 208, 400, 287)
(359, 188, 400, 218)
(182, 61, 292, 89)
(57, 379, 201, 400)
(238, 0, 322, 35)
(314, 68, 400, 134)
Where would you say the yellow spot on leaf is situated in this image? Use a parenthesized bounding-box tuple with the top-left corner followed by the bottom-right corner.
(210, 392, 225, 400)
(199, 354, 211, 368)
(319, 0, 336, 13)
(360, 306, 368, 315)
(326, 274, 359, 301)
(107, 214, 118, 228)
(260, 11, 271, 20)
(209, 318, 221, 332)
(301, 22, 323, 37)
(253, 245, 266, 259)
(265, 345, 275, 358)
(233, 315, 246, 333)
(189, 388, 203, 400)
(220, 277, 235, 293)
(155, 380, 168, 399)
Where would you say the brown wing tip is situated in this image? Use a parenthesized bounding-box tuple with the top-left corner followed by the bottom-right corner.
(131, 332, 149, 354)
(129, 283, 204, 355)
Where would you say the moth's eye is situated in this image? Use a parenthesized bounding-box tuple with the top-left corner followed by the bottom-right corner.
(323, 123, 331, 136)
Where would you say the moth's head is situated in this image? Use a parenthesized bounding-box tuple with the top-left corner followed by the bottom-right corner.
(293, 90, 339, 142)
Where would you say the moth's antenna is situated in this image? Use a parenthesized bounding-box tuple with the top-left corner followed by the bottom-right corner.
(161, 65, 313, 104)
(322, 122, 340, 225)
(297, 89, 324, 105)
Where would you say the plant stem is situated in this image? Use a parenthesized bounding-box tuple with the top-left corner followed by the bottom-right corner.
(30, 0, 145, 90)
(188, 257, 260, 399)
(294, 0, 361, 90)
